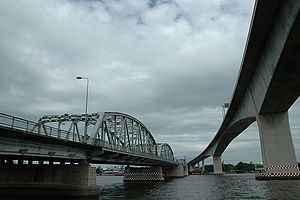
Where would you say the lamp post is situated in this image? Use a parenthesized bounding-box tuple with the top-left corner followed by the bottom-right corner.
(222, 102, 230, 120)
(76, 76, 89, 143)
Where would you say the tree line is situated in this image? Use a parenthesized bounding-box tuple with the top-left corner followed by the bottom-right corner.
(204, 162, 259, 173)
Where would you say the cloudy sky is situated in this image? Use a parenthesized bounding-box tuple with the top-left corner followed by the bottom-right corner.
(0, 0, 299, 165)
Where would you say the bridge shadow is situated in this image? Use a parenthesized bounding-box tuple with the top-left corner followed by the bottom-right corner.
(97, 177, 177, 200)
(100, 181, 165, 200)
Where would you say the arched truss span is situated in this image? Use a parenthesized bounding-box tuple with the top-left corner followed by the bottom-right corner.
(156, 143, 175, 161)
(31, 112, 174, 160)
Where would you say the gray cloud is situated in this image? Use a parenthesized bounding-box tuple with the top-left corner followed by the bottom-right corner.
(0, 0, 299, 164)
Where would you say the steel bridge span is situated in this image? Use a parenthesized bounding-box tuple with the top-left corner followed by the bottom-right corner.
(0, 112, 177, 166)
(0, 112, 185, 197)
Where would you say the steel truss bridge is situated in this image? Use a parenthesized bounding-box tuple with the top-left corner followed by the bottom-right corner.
(0, 112, 177, 167)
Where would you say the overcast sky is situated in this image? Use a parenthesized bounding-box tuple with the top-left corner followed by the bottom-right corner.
(0, 0, 299, 165)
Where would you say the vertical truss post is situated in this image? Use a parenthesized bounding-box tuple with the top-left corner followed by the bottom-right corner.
(131, 120, 134, 150)
(57, 121, 62, 139)
(75, 123, 81, 142)
(114, 115, 117, 148)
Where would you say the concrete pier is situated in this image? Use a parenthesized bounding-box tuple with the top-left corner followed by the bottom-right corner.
(0, 163, 99, 197)
(184, 163, 189, 176)
(123, 166, 164, 182)
(213, 156, 224, 175)
(201, 160, 205, 174)
(256, 112, 300, 180)
(164, 163, 186, 178)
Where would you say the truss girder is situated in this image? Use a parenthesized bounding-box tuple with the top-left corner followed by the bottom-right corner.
(30, 112, 175, 162)
(156, 143, 175, 161)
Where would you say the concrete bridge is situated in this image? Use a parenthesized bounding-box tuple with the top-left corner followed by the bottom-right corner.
(188, 0, 300, 180)
(0, 112, 186, 197)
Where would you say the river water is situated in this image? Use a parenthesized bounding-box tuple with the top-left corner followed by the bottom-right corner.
(97, 173, 300, 200)
(5, 173, 300, 199)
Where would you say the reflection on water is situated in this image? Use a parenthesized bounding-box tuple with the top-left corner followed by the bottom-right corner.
(264, 180, 300, 200)
(98, 174, 300, 200)
(4, 174, 300, 199)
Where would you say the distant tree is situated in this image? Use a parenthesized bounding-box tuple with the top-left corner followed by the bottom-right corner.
(235, 162, 245, 171)
(235, 162, 255, 172)
(205, 164, 214, 172)
(223, 163, 235, 172)
(244, 162, 255, 172)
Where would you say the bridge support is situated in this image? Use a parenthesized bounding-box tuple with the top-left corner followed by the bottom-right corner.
(213, 156, 224, 175)
(0, 163, 99, 197)
(124, 166, 164, 182)
(189, 165, 194, 174)
(164, 162, 187, 178)
(201, 160, 205, 174)
(256, 112, 300, 180)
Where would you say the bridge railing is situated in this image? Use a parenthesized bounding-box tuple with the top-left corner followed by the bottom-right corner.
(0, 113, 72, 141)
(0, 113, 36, 132)
(0, 113, 175, 162)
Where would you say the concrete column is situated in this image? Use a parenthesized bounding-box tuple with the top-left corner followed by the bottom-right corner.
(164, 163, 185, 178)
(256, 112, 300, 179)
(189, 165, 193, 173)
(183, 163, 188, 176)
(213, 156, 224, 174)
(201, 160, 205, 174)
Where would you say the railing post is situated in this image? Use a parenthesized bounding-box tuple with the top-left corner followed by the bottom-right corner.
(26, 121, 29, 132)
(57, 122, 61, 139)
(11, 117, 15, 128)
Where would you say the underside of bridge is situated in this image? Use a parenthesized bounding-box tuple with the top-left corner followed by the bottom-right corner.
(188, 0, 300, 180)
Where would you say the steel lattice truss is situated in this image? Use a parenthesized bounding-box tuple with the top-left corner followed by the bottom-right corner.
(31, 112, 175, 161)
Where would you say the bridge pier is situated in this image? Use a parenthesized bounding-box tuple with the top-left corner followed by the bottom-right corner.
(256, 112, 300, 180)
(123, 166, 164, 182)
(0, 162, 99, 197)
(164, 162, 187, 178)
(124, 162, 188, 182)
(201, 160, 205, 174)
(213, 156, 224, 175)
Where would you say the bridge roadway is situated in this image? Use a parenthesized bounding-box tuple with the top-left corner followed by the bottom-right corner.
(188, 0, 300, 180)
(0, 112, 177, 167)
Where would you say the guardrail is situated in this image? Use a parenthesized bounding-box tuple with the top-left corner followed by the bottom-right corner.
(0, 113, 71, 139)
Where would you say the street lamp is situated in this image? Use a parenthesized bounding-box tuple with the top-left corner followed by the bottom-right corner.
(222, 102, 230, 120)
(76, 76, 89, 143)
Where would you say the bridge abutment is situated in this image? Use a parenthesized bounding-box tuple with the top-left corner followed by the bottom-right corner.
(0, 163, 99, 197)
(213, 156, 224, 175)
(256, 112, 300, 180)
